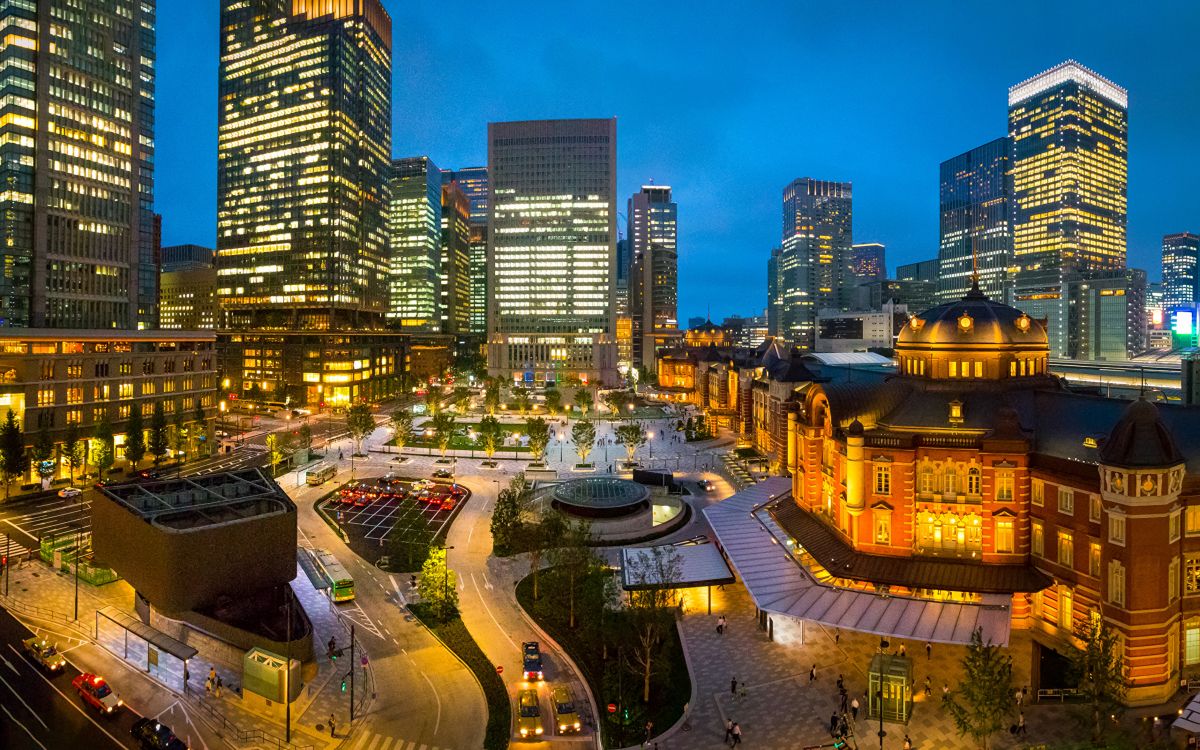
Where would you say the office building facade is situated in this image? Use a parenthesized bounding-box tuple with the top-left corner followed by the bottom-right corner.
(629, 185, 680, 371)
(161, 267, 218, 331)
(161, 245, 215, 273)
(939, 137, 1012, 301)
(767, 247, 783, 338)
(1009, 61, 1128, 356)
(850, 243, 886, 283)
(896, 258, 940, 283)
(439, 179, 471, 335)
(387, 157, 442, 331)
(777, 179, 853, 349)
(1162, 233, 1199, 313)
(0, 0, 157, 330)
(615, 238, 633, 368)
(486, 119, 618, 386)
(217, 0, 392, 331)
(1067, 270, 1147, 361)
(442, 167, 489, 335)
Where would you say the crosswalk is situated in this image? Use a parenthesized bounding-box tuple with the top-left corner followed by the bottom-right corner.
(0, 531, 30, 560)
(342, 730, 455, 750)
(1, 496, 91, 548)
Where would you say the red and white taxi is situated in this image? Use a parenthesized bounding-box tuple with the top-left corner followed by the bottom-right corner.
(72, 673, 123, 714)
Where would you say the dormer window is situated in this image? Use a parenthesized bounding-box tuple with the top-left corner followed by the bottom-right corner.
(949, 399, 964, 425)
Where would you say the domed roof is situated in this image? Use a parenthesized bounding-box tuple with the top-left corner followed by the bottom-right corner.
(1099, 397, 1184, 468)
(896, 285, 1048, 350)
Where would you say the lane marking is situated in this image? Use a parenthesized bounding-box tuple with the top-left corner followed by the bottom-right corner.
(470, 574, 517, 650)
(0, 661, 49, 727)
(1, 653, 18, 674)
(419, 670, 442, 737)
(1, 704, 48, 750)
(7, 643, 128, 748)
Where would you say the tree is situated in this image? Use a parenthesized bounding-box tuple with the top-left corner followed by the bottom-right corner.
(346, 403, 375, 456)
(483, 378, 501, 416)
(171, 413, 187, 466)
(571, 419, 596, 464)
(391, 410, 413, 453)
(478, 415, 502, 460)
(603, 390, 631, 418)
(544, 389, 562, 415)
(66, 422, 85, 483)
(622, 545, 682, 703)
(91, 417, 114, 480)
(616, 422, 647, 463)
(266, 433, 288, 473)
(512, 386, 531, 415)
(429, 412, 457, 457)
(387, 513, 433, 570)
(148, 401, 169, 469)
(1069, 616, 1127, 744)
(0, 410, 24, 499)
(297, 423, 313, 453)
(124, 408, 145, 470)
(546, 520, 598, 629)
(944, 628, 1014, 749)
(527, 506, 566, 602)
(32, 430, 54, 483)
(423, 389, 442, 416)
(574, 388, 592, 415)
(525, 417, 550, 462)
(451, 386, 471, 413)
(417, 546, 459, 622)
(490, 487, 521, 556)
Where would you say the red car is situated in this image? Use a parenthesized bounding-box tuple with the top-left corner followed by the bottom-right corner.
(73, 673, 123, 714)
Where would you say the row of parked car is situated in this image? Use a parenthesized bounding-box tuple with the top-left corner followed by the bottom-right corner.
(333, 474, 467, 511)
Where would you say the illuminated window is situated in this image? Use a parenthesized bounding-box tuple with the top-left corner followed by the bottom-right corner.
(1032, 479, 1044, 506)
(1032, 521, 1044, 557)
(36, 388, 54, 407)
(1171, 510, 1182, 543)
(873, 465, 890, 495)
(919, 468, 934, 494)
(1188, 557, 1200, 595)
(967, 467, 981, 495)
(1089, 494, 1101, 523)
(1108, 560, 1126, 607)
(997, 471, 1014, 500)
(1187, 619, 1200, 665)
(1057, 531, 1073, 567)
(974, 361, 983, 378)
(1058, 487, 1074, 515)
(1059, 585, 1073, 630)
(1089, 543, 1101, 577)
(874, 511, 891, 545)
(949, 361, 957, 378)
(1188, 506, 1200, 536)
(996, 520, 1014, 553)
(65, 409, 81, 425)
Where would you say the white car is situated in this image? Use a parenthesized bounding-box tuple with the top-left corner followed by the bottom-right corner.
(697, 479, 715, 492)
(58, 487, 83, 499)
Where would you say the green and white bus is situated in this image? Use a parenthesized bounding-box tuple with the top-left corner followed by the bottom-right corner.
(313, 549, 355, 602)
(305, 463, 336, 486)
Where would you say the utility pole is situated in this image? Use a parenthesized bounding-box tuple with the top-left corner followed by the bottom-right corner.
(285, 591, 292, 742)
(349, 624, 356, 722)
(73, 527, 80, 620)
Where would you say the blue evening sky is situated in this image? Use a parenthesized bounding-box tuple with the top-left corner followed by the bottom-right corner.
(158, 1, 1200, 323)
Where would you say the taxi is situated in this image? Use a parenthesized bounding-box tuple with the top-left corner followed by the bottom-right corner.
(552, 686, 581, 734)
(517, 688, 543, 738)
(73, 673, 123, 714)
(21, 636, 66, 672)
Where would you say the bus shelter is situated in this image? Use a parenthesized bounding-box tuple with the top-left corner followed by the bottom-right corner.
(96, 606, 197, 692)
(868, 652, 913, 723)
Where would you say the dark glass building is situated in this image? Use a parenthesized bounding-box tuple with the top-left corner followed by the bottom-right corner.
(1162, 233, 1199, 313)
(850, 243, 886, 284)
(938, 137, 1012, 302)
(629, 185, 679, 370)
(442, 167, 488, 334)
(161, 245, 215, 273)
(0, 0, 157, 329)
(778, 178, 853, 349)
(217, 0, 393, 331)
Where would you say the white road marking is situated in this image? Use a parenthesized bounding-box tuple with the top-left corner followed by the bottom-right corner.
(0, 661, 48, 727)
(1, 704, 48, 750)
(482, 571, 493, 591)
(419, 670, 442, 737)
(471, 573, 517, 650)
(1, 653, 17, 674)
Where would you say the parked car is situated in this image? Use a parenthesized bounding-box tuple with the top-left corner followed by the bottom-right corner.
(73, 673, 123, 714)
(432, 469, 453, 479)
(552, 686, 581, 734)
(522, 641, 544, 681)
(21, 637, 65, 672)
(517, 688, 544, 738)
(131, 718, 188, 750)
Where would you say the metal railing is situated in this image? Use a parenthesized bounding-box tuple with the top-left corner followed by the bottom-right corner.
(1036, 687, 1081, 702)
(189, 697, 314, 750)
(0, 593, 94, 638)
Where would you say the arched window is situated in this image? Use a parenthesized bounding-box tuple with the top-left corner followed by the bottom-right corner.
(967, 467, 981, 495)
(944, 467, 958, 494)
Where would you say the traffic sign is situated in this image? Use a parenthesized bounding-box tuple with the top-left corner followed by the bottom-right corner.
(607, 703, 617, 714)
(495, 665, 503, 674)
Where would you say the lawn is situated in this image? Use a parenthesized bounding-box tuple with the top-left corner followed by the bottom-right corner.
(515, 568, 690, 747)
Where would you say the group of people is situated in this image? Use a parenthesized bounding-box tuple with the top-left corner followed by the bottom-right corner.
(203, 666, 223, 698)
(722, 718, 744, 746)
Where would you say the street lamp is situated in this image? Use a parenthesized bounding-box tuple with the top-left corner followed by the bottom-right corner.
(647, 431, 654, 460)
(557, 432, 563, 461)
(877, 637, 889, 750)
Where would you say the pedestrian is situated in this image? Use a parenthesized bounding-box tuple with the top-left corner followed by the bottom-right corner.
(215, 675, 223, 698)
(835, 628, 840, 645)
(738, 681, 747, 701)
(731, 676, 737, 696)
(731, 722, 742, 746)
(838, 717, 848, 738)
(924, 676, 931, 697)
(204, 676, 212, 696)
(903, 735, 913, 750)
(942, 683, 950, 702)
(644, 720, 654, 742)
(1015, 687, 1023, 707)
(925, 641, 932, 659)
(208, 666, 216, 684)
(724, 718, 733, 744)
(829, 712, 838, 735)
(1017, 713, 1026, 735)
(329, 714, 336, 737)
(850, 697, 859, 720)
(339, 449, 343, 461)
(836, 673, 844, 691)
(810, 664, 817, 683)
(717, 615, 726, 635)
(898, 643, 906, 657)
(839, 690, 848, 713)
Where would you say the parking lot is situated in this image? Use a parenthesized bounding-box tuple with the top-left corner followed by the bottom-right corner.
(322, 476, 470, 563)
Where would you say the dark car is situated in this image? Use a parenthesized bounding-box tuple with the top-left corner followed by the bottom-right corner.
(522, 641, 544, 681)
(131, 718, 188, 750)
(136, 469, 161, 480)
(432, 469, 453, 479)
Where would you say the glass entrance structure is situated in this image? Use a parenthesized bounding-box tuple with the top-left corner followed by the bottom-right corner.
(868, 653, 913, 723)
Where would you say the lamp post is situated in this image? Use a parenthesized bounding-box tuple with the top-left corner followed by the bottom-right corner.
(557, 432, 563, 462)
(647, 431, 654, 460)
(877, 636, 889, 750)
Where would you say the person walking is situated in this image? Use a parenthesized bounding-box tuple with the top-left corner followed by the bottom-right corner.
(1015, 687, 1023, 707)
(836, 674, 844, 691)
(835, 628, 841, 645)
(717, 615, 726, 635)
(215, 675, 222, 698)
(924, 676, 932, 697)
(850, 697, 859, 720)
(829, 712, 838, 735)
(738, 681, 747, 701)
(810, 664, 817, 683)
(925, 641, 932, 659)
(1017, 713, 1027, 735)
(903, 735, 913, 750)
(328, 714, 337, 737)
(942, 683, 950, 702)
(730, 676, 738, 696)
(724, 718, 734, 744)
(204, 676, 212, 696)
(731, 722, 742, 746)
(898, 643, 906, 657)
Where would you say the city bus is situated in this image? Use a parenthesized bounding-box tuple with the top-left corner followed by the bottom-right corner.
(312, 549, 355, 602)
(305, 463, 336, 486)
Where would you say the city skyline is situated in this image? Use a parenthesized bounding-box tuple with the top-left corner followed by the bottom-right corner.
(156, 2, 1200, 324)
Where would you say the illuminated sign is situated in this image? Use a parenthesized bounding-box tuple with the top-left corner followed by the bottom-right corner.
(1174, 311, 1195, 336)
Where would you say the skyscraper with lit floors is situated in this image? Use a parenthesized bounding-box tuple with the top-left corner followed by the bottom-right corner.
(629, 184, 680, 372)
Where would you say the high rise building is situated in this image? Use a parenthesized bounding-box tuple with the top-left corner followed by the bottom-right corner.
(938, 137, 1012, 301)
(439, 179, 472, 335)
(387, 157, 442, 331)
(1009, 61, 1128, 356)
(615, 238, 633, 368)
(217, 0, 392, 331)
(850, 243, 886, 283)
(767, 247, 783, 338)
(217, 0, 407, 407)
(1067, 269, 1147, 361)
(1162, 232, 1199, 313)
(778, 179, 853, 349)
(896, 258, 940, 283)
(162, 245, 215, 273)
(629, 185, 680, 371)
(443, 167, 489, 335)
(0, 0, 157, 329)
(487, 119, 618, 386)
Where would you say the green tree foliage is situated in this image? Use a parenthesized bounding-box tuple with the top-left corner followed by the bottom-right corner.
(945, 627, 1014, 749)
(574, 388, 592, 415)
(297, 423, 313, 452)
(545, 520, 598, 629)
(66, 422, 86, 482)
(417, 546, 459, 622)
(528, 507, 567, 601)
(525, 417, 550, 461)
(616, 422, 647, 462)
(0, 410, 24, 499)
(387, 513, 433, 571)
(171, 413, 187, 463)
(124, 408, 145, 470)
(346, 402, 375, 455)
(483, 378, 501, 416)
(266, 432, 293, 473)
(490, 487, 521, 556)
(571, 419, 596, 464)
(452, 386, 471, 412)
(91, 417, 114, 479)
(149, 401, 169, 469)
(391, 410, 413, 452)
(424, 389, 442, 416)
(477, 415, 502, 459)
(32, 430, 54, 482)
(622, 545, 682, 703)
(603, 390, 632, 418)
(544, 388, 562, 415)
(429, 412, 457, 457)
(512, 386, 531, 415)
(1069, 615, 1127, 744)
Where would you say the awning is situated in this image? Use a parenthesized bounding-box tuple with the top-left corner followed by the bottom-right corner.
(1176, 692, 1200, 734)
(703, 478, 1012, 646)
(97, 606, 198, 661)
(622, 541, 735, 590)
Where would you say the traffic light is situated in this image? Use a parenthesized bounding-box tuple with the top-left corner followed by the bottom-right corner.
(833, 741, 847, 749)
(340, 677, 347, 693)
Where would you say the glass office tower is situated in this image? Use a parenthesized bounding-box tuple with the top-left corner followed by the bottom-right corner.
(779, 178, 853, 349)
(0, 0, 157, 329)
(1162, 233, 1199, 312)
(487, 119, 618, 386)
(1008, 60, 1128, 356)
(387, 157, 442, 331)
(217, 0, 392, 330)
(850, 243, 886, 284)
(629, 185, 679, 371)
(442, 167, 489, 334)
(938, 137, 1012, 302)
(439, 179, 472, 335)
